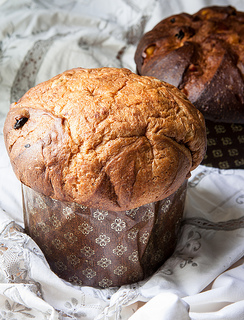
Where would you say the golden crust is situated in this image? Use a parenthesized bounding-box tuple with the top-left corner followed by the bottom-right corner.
(4, 67, 206, 210)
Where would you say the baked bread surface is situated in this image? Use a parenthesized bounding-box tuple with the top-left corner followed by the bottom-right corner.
(135, 6, 244, 123)
(4, 67, 206, 211)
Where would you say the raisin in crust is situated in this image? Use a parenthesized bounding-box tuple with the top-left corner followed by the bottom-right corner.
(135, 6, 244, 123)
(4, 67, 206, 211)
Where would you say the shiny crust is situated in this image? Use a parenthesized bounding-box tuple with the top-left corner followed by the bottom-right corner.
(135, 6, 244, 123)
(4, 67, 206, 211)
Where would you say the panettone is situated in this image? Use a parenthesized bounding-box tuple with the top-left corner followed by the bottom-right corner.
(134, 5, 244, 123)
(4, 67, 206, 287)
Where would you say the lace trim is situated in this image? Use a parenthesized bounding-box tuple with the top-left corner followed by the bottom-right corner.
(182, 216, 244, 231)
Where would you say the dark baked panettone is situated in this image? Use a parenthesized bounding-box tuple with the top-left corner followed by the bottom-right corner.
(4, 67, 206, 287)
(134, 5, 244, 123)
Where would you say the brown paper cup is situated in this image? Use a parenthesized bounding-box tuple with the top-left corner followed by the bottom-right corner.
(22, 181, 187, 288)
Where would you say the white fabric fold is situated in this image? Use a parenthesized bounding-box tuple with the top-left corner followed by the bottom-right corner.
(129, 292, 191, 320)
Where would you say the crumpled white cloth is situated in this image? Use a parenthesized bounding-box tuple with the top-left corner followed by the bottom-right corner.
(0, 0, 244, 319)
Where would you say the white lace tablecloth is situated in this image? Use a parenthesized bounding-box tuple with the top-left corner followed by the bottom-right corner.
(0, 0, 244, 319)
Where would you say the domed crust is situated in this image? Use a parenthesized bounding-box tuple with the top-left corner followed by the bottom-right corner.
(4, 67, 206, 210)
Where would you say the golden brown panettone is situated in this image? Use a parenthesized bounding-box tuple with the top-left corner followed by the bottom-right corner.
(4, 67, 207, 287)
(134, 6, 244, 123)
(4, 67, 206, 211)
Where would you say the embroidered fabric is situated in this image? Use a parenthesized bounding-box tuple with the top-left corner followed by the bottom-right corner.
(182, 216, 244, 231)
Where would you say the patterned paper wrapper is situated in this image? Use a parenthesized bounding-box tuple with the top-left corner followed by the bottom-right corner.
(201, 120, 244, 169)
(22, 181, 187, 288)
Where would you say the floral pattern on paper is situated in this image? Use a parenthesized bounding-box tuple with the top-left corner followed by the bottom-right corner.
(128, 251, 139, 263)
(52, 238, 65, 250)
(35, 195, 47, 210)
(161, 199, 171, 213)
(98, 278, 113, 288)
(78, 222, 93, 235)
(80, 246, 95, 258)
(127, 227, 139, 240)
(97, 257, 112, 269)
(112, 245, 127, 257)
(111, 218, 126, 233)
(49, 214, 62, 228)
(93, 210, 108, 221)
(55, 261, 67, 272)
(67, 254, 81, 266)
(63, 207, 76, 220)
(37, 221, 50, 234)
(95, 234, 110, 247)
(64, 232, 78, 244)
(125, 207, 139, 219)
(139, 231, 149, 244)
(68, 275, 83, 286)
(142, 209, 154, 221)
(82, 268, 96, 279)
(114, 265, 127, 276)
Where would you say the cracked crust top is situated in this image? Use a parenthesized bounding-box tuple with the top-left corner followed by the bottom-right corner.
(4, 67, 206, 211)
